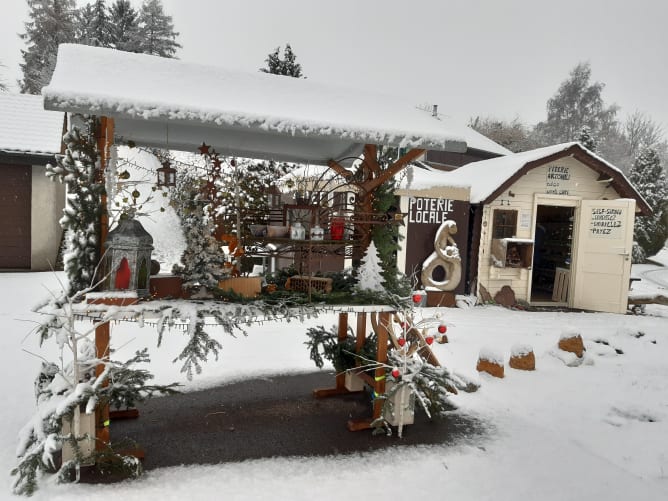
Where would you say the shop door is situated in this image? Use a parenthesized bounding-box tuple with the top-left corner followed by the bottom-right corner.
(572, 199, 635, 313)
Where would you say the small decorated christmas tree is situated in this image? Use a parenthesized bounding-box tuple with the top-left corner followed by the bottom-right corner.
(356, 241, 386, 293)
(171, 172, 227, 289)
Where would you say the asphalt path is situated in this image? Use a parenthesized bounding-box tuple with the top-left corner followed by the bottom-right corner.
(112, 371, 488, 470)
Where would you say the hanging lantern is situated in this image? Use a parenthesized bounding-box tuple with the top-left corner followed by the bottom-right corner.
(104, 217, 154, 296)
(157, 160, 176, 187)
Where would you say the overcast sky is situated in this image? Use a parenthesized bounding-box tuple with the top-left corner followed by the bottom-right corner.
(1, 0, 667, 131)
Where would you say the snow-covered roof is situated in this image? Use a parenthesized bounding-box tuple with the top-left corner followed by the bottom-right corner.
(398, 142, 651, 215)
(396, 164, 470, 200)
(43, 44, 508, 164)
(444, 143, 588, 203)
(0, 93, 64, 156)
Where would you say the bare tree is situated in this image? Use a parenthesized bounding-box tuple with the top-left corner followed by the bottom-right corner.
(469, 115, 538, 153)
(624, 111, 666, 160)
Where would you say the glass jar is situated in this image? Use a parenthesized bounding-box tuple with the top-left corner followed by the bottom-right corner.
(290, 221, 306, 240)
(310, 224, 324, 241)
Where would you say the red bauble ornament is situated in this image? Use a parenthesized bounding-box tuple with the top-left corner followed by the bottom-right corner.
(438, 324, 447, 334)
(425, 336, 434, 345)
(391, 368, 400, 378)
(412, 293, 422, 303)
(398, 338, 406, 347)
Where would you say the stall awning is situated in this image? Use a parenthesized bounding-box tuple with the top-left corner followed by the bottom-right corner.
(43, 44, 507, 164)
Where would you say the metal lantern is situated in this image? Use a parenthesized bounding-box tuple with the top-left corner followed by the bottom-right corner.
(157, 160, 177, 187)
(104, 217, 154, 296)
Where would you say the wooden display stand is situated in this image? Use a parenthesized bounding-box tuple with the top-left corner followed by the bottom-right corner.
(313, 310, 392, 431)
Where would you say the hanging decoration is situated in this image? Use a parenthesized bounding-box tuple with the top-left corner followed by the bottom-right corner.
(157, 159, 177, 187)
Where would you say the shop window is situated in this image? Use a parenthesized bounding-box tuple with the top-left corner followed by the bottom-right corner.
(491, 238, 534, 268)
(492, 209, 517, 239)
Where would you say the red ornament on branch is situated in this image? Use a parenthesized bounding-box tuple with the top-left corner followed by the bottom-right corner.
(391, 368, 401, 378)
(425, 335, 434, 345)
(397, 338, 406, 347)
(438, 324, 447, 334)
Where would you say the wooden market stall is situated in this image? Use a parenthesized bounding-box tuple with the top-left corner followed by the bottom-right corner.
(40, 44, 503, 455)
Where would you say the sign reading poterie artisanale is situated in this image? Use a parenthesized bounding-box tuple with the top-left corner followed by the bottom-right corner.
(589, 207, 623, 238)
(545, 164, 572, 195)
(408, 197, 456, 224)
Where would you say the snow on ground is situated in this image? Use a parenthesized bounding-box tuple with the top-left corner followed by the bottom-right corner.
(2, 253, 668, 500)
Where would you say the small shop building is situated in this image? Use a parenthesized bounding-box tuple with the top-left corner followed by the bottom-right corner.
(442, 142, 651, 313)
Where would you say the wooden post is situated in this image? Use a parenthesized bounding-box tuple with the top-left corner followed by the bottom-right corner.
(94, 321, 110, 450)
(347, 310, 391, 431)
(313, 312, 363, 398)
(355, 312, 367, 355)
(95, 116, 114, 256)
(88, 295, 138, 451)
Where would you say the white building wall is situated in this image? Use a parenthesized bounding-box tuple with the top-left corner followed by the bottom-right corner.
(31, 165, 65, 271)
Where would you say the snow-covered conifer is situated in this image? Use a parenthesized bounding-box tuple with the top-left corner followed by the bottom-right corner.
(76, 0, 110, 47)
(46, 120, 104, 296)
(131, 0, 181, 57)
(19, 0, 77, 94)
(171, 172, 227, 289)
(108, 0, 139, 51)
(260, 43, 304, 77)
(629, 148, 668, 261)
(577, 125, 597, 152)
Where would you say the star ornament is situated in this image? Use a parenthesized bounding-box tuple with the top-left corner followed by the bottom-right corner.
(198, 142, 211, 155)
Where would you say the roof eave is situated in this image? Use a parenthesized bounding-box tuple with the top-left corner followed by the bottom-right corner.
(480, 144, 652, 216)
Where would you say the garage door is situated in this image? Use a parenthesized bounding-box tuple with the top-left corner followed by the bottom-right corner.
(0, 164, 31, 268)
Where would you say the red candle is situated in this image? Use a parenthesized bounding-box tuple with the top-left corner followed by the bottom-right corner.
(330, 216, 345, 240)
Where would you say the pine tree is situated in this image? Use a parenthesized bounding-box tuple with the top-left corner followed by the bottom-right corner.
(171, 172, 227, 289)
(76, 0, 110, 47)
(46, 120, 104, 295)
(260, 43, 304, 77)
(108, 0, 139, 51)
(367, 147, 410, 295)
(19, 0, 77, 94)
(132, 0, 181, 57)
(628, 148, 668, 261)
(577, 125, 597, 152)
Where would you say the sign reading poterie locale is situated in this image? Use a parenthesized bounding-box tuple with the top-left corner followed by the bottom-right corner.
(589, 207, 624, 238)
(408, 197, 456, 224)
(404, 196, 469, 294)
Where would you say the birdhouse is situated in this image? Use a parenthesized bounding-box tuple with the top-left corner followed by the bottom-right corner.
(104, 217, 154, 296)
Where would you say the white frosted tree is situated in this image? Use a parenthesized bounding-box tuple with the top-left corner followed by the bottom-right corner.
(629, 148, 668, 262)
(76, 0, 110, 47)
(171, 172, 227, 289)
(356, 241, 386, 293)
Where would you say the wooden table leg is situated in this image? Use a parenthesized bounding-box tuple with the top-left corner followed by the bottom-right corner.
(313, 312, 364, 398)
